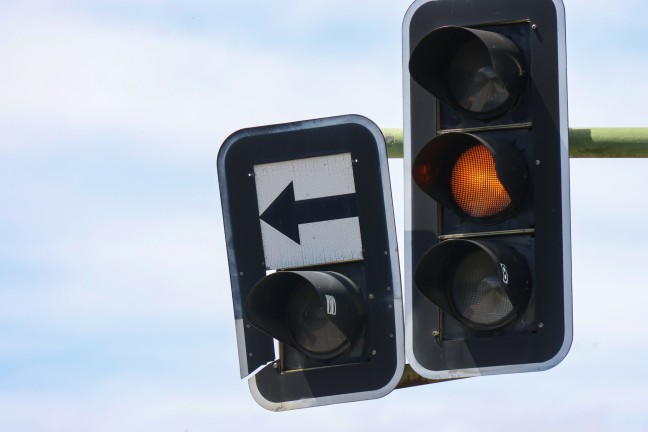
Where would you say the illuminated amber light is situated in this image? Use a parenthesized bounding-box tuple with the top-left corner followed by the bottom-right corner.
(451, 145, 511, 218)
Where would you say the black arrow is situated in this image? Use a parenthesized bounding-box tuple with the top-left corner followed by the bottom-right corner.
(259, 182, 358, 244)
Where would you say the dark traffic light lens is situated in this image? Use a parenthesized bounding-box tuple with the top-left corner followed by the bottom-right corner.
(451, 144, 512, 219)
(414, 239, 531, 332)
(450, 249, 514, 328)
(245, 271, 366, 361)
(447, 40, 511, 115)
(286, 284, 347, 356)
(408, 26, 526, 120)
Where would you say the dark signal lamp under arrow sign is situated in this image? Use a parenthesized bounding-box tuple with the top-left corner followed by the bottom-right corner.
(259, 182, 358, 245)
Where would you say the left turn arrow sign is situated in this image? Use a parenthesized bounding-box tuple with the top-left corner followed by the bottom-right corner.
(259, 181, 358, 244)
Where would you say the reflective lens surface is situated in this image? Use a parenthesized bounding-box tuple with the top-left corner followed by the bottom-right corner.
(286, 286, 347, 355)
(447, 40, 511, 115)
(451, 144, 511, 219)
(450, 250, 514, 328)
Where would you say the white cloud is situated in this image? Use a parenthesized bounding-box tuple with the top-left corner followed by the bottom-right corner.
(1, 213, 232, 326)
(565, 0, 648, 21)
(1, 1, 648, 431)
(0, 2, 405, 163)
(568, 57, 648, 127)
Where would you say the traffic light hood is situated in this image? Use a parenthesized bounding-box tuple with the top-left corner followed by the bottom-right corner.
(409, 25, 526, 120)
(414, 239, 531, 331)
(244, 271, 367, 360)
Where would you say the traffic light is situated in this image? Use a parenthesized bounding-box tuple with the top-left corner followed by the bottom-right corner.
(217, 115, 404, 410)
(403, 0, 572, 379)
(245, 271, 367, 363)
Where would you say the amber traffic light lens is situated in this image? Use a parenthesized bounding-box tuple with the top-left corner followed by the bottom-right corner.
(451, 145, 511, 219)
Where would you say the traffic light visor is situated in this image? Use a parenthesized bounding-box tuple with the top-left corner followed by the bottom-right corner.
(414, 239, 531, 331)
(244, 271, 366, 360)
(409, 26, 526, 119)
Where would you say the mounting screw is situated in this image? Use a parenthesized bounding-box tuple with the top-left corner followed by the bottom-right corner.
(535, 160, 541, 166)
(432, 330, 440, 338)
(371, 349, 377, 356)
(538, 322, 545, 329)
(368, 294, 375, 300)
(272, 362, 278, 369)
(532, 23, 538, 30)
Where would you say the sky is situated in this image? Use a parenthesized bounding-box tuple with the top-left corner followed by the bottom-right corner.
(1, 0, 648, 430)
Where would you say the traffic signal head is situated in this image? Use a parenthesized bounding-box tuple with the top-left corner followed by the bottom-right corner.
(245, 271, 366, 361)
(415, 239, 531, 332)
(412, 132, 529, 223)
(409, 25, 526, 120)
(404, 0, 571, 379)
(217, 115, 404, 410)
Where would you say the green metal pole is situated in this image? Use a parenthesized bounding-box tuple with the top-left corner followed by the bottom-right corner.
(569, 128, 648, 158)
(395, 363, 461, 389)
(382, 128, 648, 159)
(382, 128, 404, 159)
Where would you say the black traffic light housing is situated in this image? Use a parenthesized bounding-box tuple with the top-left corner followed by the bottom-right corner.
(404, 0, 571, 378)
(218, 115, 404, 410)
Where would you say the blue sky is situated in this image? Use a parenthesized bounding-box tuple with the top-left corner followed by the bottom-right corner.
(1, 0, 648, 430)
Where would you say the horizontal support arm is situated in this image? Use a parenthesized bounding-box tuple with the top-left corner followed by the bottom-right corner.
(382, 128, 648, 159)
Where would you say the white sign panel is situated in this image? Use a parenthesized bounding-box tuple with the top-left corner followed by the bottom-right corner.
(254, 152, 363, 269)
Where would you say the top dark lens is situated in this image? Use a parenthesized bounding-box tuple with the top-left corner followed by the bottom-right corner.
(446, 40, 511, 115)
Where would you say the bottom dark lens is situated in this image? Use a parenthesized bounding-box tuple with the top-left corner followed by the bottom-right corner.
(450, 250, 514, 328)
(286, 285, 347, 355)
